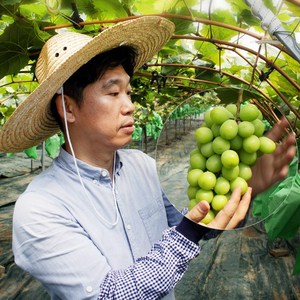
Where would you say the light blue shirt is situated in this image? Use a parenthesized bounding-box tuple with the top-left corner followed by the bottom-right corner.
(13, 148, 183, 299)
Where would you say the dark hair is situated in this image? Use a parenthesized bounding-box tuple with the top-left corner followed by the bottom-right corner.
(50, 45, 137, 129)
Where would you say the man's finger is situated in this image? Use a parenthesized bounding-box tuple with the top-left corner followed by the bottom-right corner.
(272, 134, 296, 179)
(185, 200, 210, 223)
(225, 187, 252, 229)
(267, 117, 290, 142)
(209, 187, 242, 229)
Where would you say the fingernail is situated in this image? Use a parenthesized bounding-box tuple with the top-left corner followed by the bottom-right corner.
(198, 201, 209, 212)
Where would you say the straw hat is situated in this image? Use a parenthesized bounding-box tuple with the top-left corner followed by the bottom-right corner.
(0, 16, 175, 153)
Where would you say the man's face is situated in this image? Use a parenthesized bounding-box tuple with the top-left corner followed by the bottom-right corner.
(71, 65, 135, 152)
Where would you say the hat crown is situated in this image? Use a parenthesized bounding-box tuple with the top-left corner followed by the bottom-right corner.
(36, 32, 92, 84)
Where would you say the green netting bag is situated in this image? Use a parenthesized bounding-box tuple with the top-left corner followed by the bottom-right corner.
(252, 156, 298, 220)
(252, 156, 299, 239)
(252, 156, 300, 274)
(264, 173, 300, 240)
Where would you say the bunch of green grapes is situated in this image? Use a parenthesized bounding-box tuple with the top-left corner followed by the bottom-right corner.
(187, 103, 276, 225)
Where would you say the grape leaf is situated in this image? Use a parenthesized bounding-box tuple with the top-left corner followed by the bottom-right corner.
(0, 20, 44, 79)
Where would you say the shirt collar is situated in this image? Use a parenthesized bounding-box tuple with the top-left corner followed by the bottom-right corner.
(55, 147, 123, 181)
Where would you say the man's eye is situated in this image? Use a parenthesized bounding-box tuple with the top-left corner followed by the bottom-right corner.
(110, 92, 119, 96)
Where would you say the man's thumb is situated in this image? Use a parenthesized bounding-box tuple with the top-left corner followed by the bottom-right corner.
(186, 200, 210, 223)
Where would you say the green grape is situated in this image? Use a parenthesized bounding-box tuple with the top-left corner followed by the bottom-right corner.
(200, 142, 214, 158)
(257, 110, 263, 120)
(196, 189, 214, 203)
(206, 154, 222, 173)
(242, 135, 260, 153)
(210, 106, 233, 125)
(222, 165, 239, 181)
(230, 176, 248, 195)
(238, 163, 252, 181)
(198, 171, 216, 190)
(211, 195, 228, 211)
(220, 119, 238, 140)
(259, 136, 276, 154)
(252, 119, 265, 137)
(190, 152, 206, 170)
(226, 104, 238, 116)
(204, 111, 214, 127)
(187, 185, 198, 200)
(190, 148, 200, 157)
(199, 210, 215, 225)
(195, 126, 213, 144)
(230, 135, 243, 150)
(188, 199, 198, 210)
(240, 103, 259, 121)
(221, 149, 239, 168)
(214, 176, 230, 195)
(187, 169, 203, 187)
(239, 149, 257, 166)
(212, 136, 230, 154)
(211, 123, 221, 137)
(238, 121, 255, 138)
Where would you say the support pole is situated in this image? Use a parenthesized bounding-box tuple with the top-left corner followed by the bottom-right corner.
(244, 0, 300, 62)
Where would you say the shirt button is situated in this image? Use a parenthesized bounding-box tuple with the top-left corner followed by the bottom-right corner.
(92, 179, 97, 184)
(127, 224, 131, 230)
(101, 170, 108, 177)
(86, 285, 93, 293)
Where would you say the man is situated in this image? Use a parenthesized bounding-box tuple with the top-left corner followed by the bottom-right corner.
(0, 16, 295, 299)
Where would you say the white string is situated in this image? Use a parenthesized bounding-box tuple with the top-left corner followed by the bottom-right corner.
(60, 86, 119, 227)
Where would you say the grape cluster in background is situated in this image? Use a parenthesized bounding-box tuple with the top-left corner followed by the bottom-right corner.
(187, 103, 276, 225)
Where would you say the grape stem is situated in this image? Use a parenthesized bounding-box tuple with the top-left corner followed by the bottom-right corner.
(236, 89, 244, 119)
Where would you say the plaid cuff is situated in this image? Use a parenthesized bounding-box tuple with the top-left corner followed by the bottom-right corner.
(98, 227, 200, 299)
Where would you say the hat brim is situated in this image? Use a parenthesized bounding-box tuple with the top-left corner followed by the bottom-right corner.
(0, 16, 174, 153)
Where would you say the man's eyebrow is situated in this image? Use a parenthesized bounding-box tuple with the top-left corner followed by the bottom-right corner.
(102, 78, 130, 89)
(102, 79, 119, 89)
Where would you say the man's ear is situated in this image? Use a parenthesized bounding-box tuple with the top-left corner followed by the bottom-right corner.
(55, 94, 76, 123)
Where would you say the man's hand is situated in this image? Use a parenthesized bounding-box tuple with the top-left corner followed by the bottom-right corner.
(186, 187, 252, 230)
(248, 117, 296, 197)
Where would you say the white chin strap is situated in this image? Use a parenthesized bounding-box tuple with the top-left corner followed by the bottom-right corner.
(59, 85, 119, 228)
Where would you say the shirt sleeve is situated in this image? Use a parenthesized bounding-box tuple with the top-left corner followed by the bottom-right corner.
(162, 189, 184, 227)
(97, 226, 200, 300)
